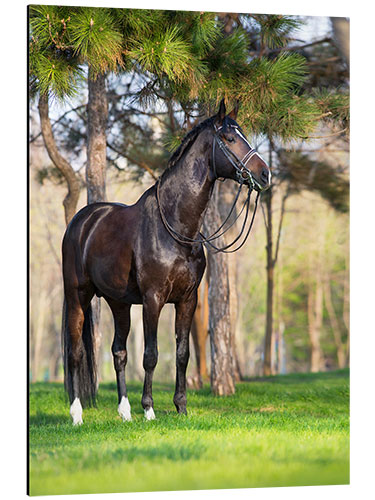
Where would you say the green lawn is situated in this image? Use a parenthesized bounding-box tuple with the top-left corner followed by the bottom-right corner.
(29, 370, 349, 496)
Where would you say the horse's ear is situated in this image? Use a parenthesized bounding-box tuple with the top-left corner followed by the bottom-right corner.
(216, 98, 226, 125)
(228, 100, 240, 120)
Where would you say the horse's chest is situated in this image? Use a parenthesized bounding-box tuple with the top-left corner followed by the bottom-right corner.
(166, 252, 205, 302)
(137, 250, 204, 303)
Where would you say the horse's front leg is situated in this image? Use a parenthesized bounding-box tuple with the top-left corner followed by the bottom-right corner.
(107, 299, 132, 421)
(141, 294, 162, 420)
(174, 293, 198, 415)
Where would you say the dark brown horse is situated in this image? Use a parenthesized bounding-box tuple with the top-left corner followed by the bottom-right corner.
(62, 100, 271, 424)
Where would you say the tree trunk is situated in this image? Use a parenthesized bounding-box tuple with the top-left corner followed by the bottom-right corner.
(32, 288, 48, 382)
(204, 187, 236, 396)
(130, 306, 145, 381)
(228, 251, 242, 381)
(86, 69, 108, 379)
(307, 250, 324, 372)
(86, 70, 108, 204)
(218, 180, 242, 381)
(48, 323, 62, 381)
(330, 17, 349, 66)
(307, 283, 320, 372)
(323, 277, 346, 368)
(38, 93, 80, 225)
(263, 186, 274, 376)
(190, 278, 209, 387)
(343, 249, 350, 365)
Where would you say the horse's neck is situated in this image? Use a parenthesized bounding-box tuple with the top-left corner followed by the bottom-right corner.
(159, 132, 215, 239)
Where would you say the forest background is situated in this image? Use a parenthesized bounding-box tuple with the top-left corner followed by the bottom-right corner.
(29, 6, 349, 386)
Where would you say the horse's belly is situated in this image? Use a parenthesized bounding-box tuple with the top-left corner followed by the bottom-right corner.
(90, 256, 142, 304)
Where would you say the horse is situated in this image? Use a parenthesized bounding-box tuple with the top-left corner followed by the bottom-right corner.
(61, 99, 271, 425)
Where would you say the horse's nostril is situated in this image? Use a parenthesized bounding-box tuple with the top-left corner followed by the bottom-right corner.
(261, 169, 269, 182)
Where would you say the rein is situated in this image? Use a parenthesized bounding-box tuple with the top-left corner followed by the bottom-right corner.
(156, 125, 261, 253)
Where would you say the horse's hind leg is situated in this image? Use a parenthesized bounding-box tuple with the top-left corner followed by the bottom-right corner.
(107, 299, 132, 421)
(64, 287, 94, 425)
(141, 294, 162, 420)
(174, 294, 198, 415)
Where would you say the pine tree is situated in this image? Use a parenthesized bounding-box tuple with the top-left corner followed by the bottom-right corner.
(29, 8, 349, 390)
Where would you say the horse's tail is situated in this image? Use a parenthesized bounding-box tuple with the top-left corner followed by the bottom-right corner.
(62, 298, 98, 407)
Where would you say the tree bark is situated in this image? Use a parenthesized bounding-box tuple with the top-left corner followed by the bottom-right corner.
(86, 69, 109, 377)
(323, 277, 346, 368)
(330, 17, 349, 66)
(343, 249, 350, 365)
(307, 283, 323, 372)
(307, 249, 324, 373)
(32, 288, 48, 382)
(218, 180, 242, 381)
(191, 278, 209, 387)
(204, 187, 236, 396)
(263, 185, 274, 376)
(86, 70, 108, 204)
(228, 251, 242, 381)
(38, 93, 80, 225)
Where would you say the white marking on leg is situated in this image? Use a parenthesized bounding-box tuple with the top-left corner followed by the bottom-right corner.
(144, 407, 156, 420)
(118, 396, 132, 421)
(70, 397, 83, 426)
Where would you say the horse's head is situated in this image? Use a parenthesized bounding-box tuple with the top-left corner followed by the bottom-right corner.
(212, 100, 271, 191)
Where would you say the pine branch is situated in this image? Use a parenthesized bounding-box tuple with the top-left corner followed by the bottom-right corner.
(299, 128, 348, 140)
(106, 141, 158, 180)
(30, 104, 86, 142)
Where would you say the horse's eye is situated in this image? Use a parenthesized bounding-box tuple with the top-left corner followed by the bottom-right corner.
(226, 136, 235, 143)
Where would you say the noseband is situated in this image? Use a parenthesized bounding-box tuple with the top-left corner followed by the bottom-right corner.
(156, 123, 261, 253)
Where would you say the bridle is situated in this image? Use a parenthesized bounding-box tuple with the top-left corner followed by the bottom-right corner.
(156, 123, 262, 253)
(212, 123, 263, 192)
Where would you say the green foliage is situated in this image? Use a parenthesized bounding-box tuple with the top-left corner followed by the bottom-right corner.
(29, 49, 83, 100)
(189, 12, 221, 56)
(163, 128, 186, 153)
(128, 25, 207, 90)
(68, 8, 124, 75)
(313, 88, 350, 129)
(30, 7, 348, 145)
(29, 371, 349, 495)
(254, 14, 304, 50)
(233, 54, 320, 138)
(199, 29, 249, 105)
(117, 8, 165, 39)
(29, 7, 219, 100)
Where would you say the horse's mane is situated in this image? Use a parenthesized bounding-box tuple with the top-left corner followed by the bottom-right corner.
(165, 116, 215, 173)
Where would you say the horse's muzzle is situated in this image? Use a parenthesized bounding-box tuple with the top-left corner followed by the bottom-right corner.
(258, 166, 272, 191)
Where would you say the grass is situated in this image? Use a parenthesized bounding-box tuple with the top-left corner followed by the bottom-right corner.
(29, 369, 349, 496)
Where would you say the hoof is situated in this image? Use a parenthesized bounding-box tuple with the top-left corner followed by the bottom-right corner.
(118, 396, 132, 422)
(144, 407, 156, 421)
